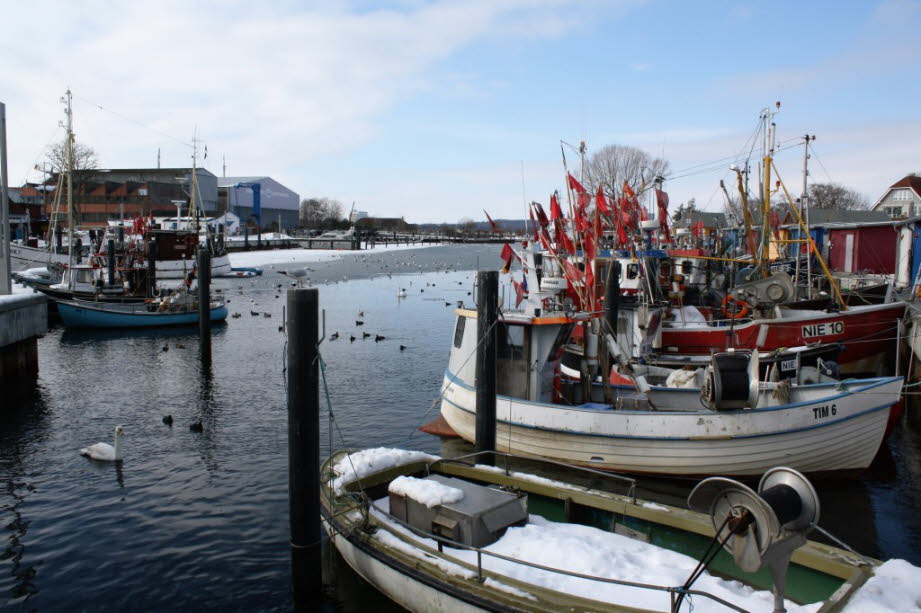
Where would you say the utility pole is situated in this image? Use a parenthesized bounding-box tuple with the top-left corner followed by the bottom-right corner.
(0, 101, 11, 295)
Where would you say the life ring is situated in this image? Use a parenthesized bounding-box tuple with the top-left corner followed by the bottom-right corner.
(721, 294, 750, 320)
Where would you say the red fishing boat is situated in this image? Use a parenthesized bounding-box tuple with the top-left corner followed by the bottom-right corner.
(659, 301, 905, 375)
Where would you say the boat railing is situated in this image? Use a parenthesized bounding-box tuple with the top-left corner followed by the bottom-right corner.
(428, 450, 638, 503)
(362, 496, 747, 613)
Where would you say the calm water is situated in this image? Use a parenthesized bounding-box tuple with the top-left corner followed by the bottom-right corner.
(2, 244, 921, 611)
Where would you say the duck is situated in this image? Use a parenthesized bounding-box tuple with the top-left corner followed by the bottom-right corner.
(349, 335, 356, 342)
(355, 320, 364, 326)
(399, 345, 407, 351)
(162, 344, 169, 352)
(189, 421, 204, 433)
(263, 312, 272, 318)
(80, 425, 124, 462)
(162, 415, 173, 426)
(330, 332, 339, 341)
(250, 310, 259, 316)
(362, 332, 371, 339)
(375, 334, 386, 342)
(232, 312, 241, 318)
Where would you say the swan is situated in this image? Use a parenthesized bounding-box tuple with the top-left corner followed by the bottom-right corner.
(80, 425, 124, 462)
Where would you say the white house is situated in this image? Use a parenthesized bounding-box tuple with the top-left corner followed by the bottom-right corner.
(872, 174, 921, 219)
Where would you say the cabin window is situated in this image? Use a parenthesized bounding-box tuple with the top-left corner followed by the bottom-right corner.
(626, 264, 638, 279)
(681, 260, 693, 275)
(453, 316, 466, 349)
(497, 323, 529, 399)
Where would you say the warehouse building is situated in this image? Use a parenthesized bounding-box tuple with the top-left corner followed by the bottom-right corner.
(217, 176, 300, 232)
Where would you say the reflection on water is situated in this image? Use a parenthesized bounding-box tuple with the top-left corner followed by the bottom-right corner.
(2, 243, 921, 610)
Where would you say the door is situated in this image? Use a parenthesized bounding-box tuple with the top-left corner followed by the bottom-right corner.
(844, 233, 854, 272)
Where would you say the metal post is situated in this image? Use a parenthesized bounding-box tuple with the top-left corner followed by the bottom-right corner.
(286, 288, 321, 606)
(475, 270, 498, 465)
(257, 225, 262, 250)
(107, 239, 116, 287)
(198, 248, 211, 363)
(0, 102, 10, 295)
(244, 225, 249, 250)
(147, 240, 157, 297)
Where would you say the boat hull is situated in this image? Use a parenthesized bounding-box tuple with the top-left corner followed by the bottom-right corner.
(659, 302, 905, 375)
(57, 301, 228, 328)
(440, 372, 899, 477)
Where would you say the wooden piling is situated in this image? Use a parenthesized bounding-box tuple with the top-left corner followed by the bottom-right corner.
(106, 239, 115, 287)
(147, 240, 157, 297)
(286, 288, 321, 605)
(198, 248, 211, 363)
(244, 226, 250, 251)
(475, 270, 498, 465)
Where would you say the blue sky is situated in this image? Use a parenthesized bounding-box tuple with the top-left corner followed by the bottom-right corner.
(2, 0, 919, 222)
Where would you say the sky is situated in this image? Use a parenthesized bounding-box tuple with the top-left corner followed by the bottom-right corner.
(2, 0, 920, 223)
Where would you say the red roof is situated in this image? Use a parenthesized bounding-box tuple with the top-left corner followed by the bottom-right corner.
(888, 174, 921, 195)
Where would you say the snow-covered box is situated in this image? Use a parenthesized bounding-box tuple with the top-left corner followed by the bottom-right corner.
(388, 474, 527, 548)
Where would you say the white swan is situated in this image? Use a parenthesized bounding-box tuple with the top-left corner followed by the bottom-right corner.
(80, 425, 124, 462)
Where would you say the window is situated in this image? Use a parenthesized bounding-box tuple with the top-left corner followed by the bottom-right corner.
(681, 260, 693, 275)
(453, 316, 466, 349)
(893, 189, 911, 201)
(884, 206, 903, 219)
(626, 263, 639, 279)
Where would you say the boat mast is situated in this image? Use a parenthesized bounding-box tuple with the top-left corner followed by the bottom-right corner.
(801, 134, 813, 298)
(760, 104, 779, 278)
(63, 89, 76, 286)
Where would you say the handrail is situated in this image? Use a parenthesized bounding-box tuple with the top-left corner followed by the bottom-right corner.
(361, 498, 747, 613)
(428, 449, 638, 502)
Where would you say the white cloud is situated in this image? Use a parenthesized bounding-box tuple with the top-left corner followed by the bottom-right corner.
(0, 0, 601, 200)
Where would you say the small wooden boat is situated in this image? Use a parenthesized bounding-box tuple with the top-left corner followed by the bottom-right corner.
(56, 295, 227, 328)
(321, 448, 920, 612)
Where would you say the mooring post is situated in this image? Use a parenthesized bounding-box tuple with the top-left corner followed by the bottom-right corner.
(475, 270, 498, 465)
(0, 101, 10, 295)
(257, 225, 262, 250)
(147, 240, 157, 297)
(244, 225, 249, 251)
(287, 288, 321, 606)
(198, 248, 211, 363)
(106, 239, 116, 287)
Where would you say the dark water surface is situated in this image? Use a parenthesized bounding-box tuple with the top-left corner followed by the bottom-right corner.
(2, 244, 921, 611)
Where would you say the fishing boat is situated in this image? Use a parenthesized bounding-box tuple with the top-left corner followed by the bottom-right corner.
(56, 288, 227, 328)
(321, 447, 921, 612)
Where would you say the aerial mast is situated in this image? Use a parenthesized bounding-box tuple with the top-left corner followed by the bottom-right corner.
(760, 102, 780, 278)
(63, 89, 76, 280)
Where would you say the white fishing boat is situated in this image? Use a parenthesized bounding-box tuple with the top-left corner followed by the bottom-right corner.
(321, 447, 921, 612)
(438, 245, 903, 477)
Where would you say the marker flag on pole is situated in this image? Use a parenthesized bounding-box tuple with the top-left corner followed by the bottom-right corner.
(550, 192, 563, 221)
(595, 186, 611, 216)
(568, 173, 587, 195)
(484, 210, 498, 232)
(622, 180, 635, 200)
(533, 202, 550, 228)
(655, 189, 671, 242)
(513, 277, 526, 308)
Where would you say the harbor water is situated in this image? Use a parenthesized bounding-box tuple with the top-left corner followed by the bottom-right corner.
(2, 244, 921, 611)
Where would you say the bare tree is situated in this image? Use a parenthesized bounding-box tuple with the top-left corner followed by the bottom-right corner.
(299, 197, 346, 230)
(46, 140, 99, 177)
(458, 216, 476, 235)
(583, 144, 670, 201)
(807, 183, 869, 210)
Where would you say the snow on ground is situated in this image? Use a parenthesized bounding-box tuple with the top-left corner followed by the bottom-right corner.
(388, 476, 464, 508)
(330, 447, 437, 495)
(228, 243, 439, 268)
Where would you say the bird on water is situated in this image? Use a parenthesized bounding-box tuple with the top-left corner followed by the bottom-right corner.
(189, 421, 204, 433)
(80, 425, 124, 462)
(163, 415, 173, 426)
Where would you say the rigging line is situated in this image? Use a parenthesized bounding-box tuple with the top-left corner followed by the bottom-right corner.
(665, 142, 802, 182)
(18, 124, 64, 186)
(807, 142, 834, 184)
(72, 93, 192, 148)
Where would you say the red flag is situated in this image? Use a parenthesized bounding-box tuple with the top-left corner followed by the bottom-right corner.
(578, 190, 591, 211)
(583, 226, 595, 262)
(555, 219, 575, 253)
(533, 202, 550, 228)
(691, 221, 704, 238)
(550, 192, 563, 221)
(528, 208, 539, 242)
(513, 278, 526, 308)
(622, 180, 636, 200)
(655, 189, 671, 242)
(484, 210, 497, 232)
(568, 173, 587, 194)
(561, 259, 584, 283)
(501, 245, 514, 273)
(595, 187, 611, 216)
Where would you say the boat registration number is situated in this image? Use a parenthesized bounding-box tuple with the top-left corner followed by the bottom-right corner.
(813, 404, 837, 419)
(780, 359, 796, 371)
(802, 321, 844, 339)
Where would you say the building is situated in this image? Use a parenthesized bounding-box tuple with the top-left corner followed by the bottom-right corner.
(217, 176, 300, 231)
(671, 210, 727, 230)
(41, 167, 219, 228)
(871, 174, 921, 219)
(350, 209, 369, 223)
(7, 184, 48, 237)
(354, 217, 414, 233)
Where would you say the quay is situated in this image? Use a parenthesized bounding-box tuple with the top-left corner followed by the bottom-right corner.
(0, 293, 47, 382)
